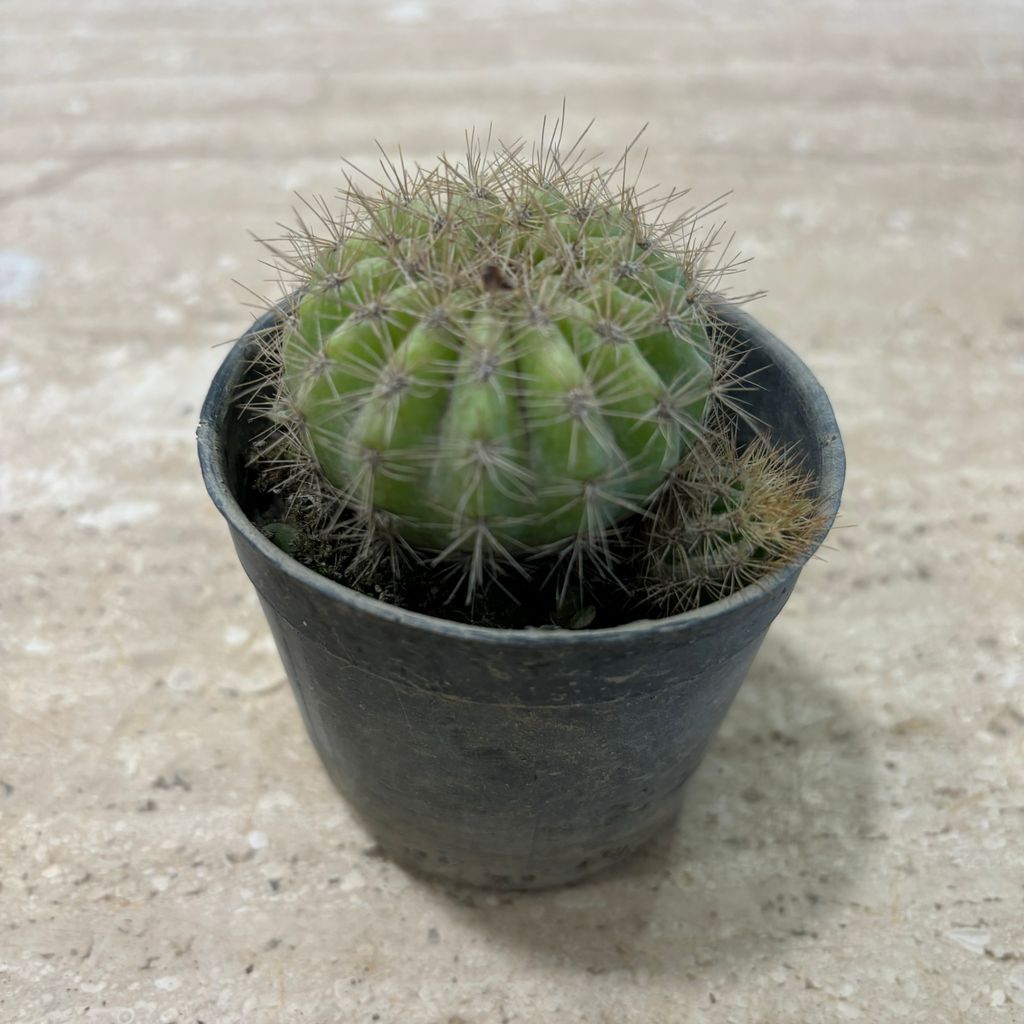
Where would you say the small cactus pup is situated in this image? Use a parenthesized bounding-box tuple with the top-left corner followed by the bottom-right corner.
(637, 427, 829, 615)
(247, 122, 816, 625)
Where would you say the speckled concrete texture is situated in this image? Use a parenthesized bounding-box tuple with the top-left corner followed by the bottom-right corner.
(2, 2, 1022, 1022)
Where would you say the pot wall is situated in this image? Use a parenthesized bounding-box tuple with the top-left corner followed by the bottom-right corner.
(236, 529, 792, 887)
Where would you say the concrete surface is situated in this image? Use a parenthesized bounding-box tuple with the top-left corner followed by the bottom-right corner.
(2, 1, 1022, 1022)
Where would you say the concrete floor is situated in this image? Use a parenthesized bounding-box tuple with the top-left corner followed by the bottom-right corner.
(2, 1, 1022, 1021)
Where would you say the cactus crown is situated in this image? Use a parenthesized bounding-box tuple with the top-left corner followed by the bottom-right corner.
(246, 120, 820, 622)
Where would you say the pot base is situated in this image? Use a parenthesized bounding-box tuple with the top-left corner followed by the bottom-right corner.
(366, 808, 681, 890)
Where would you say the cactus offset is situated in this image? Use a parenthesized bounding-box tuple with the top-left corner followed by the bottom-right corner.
(638, 430, 828, 614)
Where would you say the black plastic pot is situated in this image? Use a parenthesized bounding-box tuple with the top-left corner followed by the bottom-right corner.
(198, 303, 844, 889)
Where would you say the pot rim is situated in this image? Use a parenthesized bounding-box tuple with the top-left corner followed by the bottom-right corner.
(198, 301, 845, 646)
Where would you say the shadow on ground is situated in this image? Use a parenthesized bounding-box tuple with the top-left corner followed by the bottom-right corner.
(419, 637, 878, 975)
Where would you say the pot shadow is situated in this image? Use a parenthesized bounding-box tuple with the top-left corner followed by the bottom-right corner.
(416, 636, 879, 975)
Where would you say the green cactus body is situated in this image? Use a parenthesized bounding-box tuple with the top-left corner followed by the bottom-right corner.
(258, 135, 740, 597)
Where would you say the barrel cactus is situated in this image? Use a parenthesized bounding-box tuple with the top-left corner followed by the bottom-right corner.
(250, 124, 817, 615)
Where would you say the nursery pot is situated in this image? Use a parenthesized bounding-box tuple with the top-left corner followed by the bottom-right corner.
(198, 302, 844, 889)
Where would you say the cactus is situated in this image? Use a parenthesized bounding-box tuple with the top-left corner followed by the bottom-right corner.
(249, 120, 818, 616)
(638, 430, 828, 614)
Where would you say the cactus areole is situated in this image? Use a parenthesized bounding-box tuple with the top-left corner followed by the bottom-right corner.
(252, 129, 755, 602)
